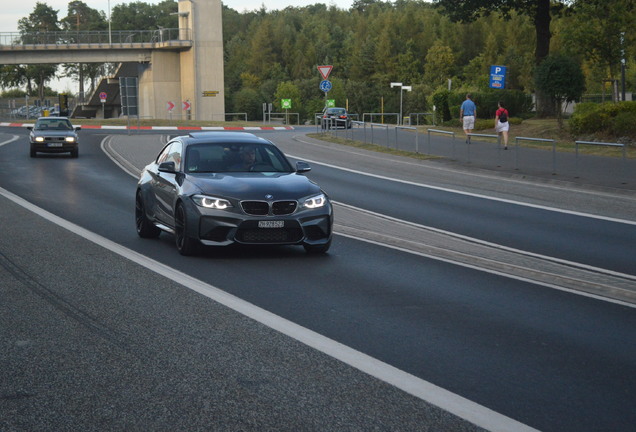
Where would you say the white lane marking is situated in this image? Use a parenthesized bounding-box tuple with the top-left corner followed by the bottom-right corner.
(334, 201, 636, 285)
(0, 185, 539, 432)
(286, 147, 636, 227)
(101, 135, 144, 178)
(337, 231, 636, 309)
(0, 135, 20, 147)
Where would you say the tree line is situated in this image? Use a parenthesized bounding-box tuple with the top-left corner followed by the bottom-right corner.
(1, 0, 634, 122)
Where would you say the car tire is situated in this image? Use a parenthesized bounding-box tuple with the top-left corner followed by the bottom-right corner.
(135, 191, 161, 238)
(71, 148, 79, 158)
(303, 239, 331, 254)
(30, 145, 36, 158)
(175, 203, 201, 256)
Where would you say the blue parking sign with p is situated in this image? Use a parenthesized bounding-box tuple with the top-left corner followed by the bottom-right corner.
(490, 65, 507, 89)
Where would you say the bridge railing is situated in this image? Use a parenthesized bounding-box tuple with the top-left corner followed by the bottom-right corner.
(0, 28, 189, 48)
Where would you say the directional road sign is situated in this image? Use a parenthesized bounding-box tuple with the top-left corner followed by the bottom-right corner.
(319, 80, 332, 93)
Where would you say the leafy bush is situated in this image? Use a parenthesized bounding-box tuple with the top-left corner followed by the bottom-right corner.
(431, 89, 452, 124)
(441, 116, 521, 131)
(570, 101, 636, 138)
(448, 90, 533, 120)
(611, 111, 636, 136)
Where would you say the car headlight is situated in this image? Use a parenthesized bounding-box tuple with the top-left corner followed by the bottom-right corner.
(65, 136, 76, 143)
(192, 194, 232, 210)
(35, 136, 44, 142)
(303, 193, 327, 209)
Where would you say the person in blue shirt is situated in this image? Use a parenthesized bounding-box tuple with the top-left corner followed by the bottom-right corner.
(460, 93, 477, 144)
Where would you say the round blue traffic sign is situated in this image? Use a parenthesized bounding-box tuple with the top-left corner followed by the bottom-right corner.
(319, 80, 332, 92)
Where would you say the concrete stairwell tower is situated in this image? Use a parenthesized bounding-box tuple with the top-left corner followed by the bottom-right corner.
(139, 0, 225, 121)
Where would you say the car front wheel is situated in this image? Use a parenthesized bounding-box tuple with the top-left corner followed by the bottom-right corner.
(175, 203, 201, 256)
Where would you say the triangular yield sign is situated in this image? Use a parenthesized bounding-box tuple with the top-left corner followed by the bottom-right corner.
(317, 65, 333, 80)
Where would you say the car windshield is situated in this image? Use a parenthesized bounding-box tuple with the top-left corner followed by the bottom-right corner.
(185, 142, 294, 173)
(35, 119, 73, 131)
(327, 109, 346, 115)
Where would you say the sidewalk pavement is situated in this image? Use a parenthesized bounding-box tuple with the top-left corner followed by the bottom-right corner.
(318, 125, 636, 192)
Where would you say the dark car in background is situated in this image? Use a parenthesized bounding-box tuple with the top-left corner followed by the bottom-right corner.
(135, 132, 333, 255)
(27, 116, 81, 158)
(321, 107, 352, 129)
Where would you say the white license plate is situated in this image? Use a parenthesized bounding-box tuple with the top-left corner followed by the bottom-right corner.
(47, 142, 63, 147)
(258, 220, 284, 228)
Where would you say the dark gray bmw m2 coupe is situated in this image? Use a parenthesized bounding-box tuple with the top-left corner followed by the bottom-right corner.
(135, 132, 333, 255)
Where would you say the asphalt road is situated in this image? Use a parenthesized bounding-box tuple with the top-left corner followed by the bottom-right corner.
(1, 126, 635, 432)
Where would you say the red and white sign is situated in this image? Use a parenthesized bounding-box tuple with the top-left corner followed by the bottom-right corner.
(99, 92, 107, 103)
(166, 101, 175, 111)
(317, 65, 333, 80)
(182, 101, 191, 111)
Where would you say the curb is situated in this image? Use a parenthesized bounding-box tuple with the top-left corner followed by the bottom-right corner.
(0, 122, 295, 131)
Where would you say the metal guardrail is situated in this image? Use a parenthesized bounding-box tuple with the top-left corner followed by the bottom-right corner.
(427, 128, 456, 159)
(516, 136, 556, 173)
(396, 126, 418, 152)
(575, 140, 627, 183)
(224, 112, 247, 122)
(408, 112, 434, 126)
(0, 29, 190, 47)
(363, 113, 399, 124)
(267, 112, 299, 125)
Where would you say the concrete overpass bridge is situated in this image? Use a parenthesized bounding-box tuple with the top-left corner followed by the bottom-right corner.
(0, 0, 224, 121)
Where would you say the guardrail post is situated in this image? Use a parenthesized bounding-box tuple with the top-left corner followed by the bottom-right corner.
(575, 140, 626, 183)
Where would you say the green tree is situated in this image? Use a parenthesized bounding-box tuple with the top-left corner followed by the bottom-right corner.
(274, 81, 301, 112)
(60, 1, 108, 102)
(233, 88, 262, 120)
(18, 2, 60, 33)
(560, 0, 634, 92)
(17, 2, 60, 102)
(424, 41, 455, 86)
(433, 0, 564, 115)
(110, 0, 177, 31)
(535, 54, 585, 128)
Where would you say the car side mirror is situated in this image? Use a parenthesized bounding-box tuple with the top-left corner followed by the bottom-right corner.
(26, 126, 33, 131)
(75, 126, 81, 131)
(296, 161, 311, 173)
(158, 161, 176, 173)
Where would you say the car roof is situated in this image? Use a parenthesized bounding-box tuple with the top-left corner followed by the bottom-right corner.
(37, 116, 70, 121)
(182, 132, 273, 146)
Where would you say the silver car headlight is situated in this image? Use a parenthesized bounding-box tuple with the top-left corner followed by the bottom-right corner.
(192, 194, 232, 210)
(35, 136, 45, 142)
(65, 136, 76, 143)
(303, 193, 327, 209)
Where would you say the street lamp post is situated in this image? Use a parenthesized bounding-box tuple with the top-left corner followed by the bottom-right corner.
(390, 82, 412, 125)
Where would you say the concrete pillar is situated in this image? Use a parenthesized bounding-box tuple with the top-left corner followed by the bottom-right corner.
(137, 0, 225, 121)
(178, 0, 225, 121)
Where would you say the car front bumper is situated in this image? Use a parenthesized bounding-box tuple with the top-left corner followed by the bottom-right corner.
(31, 141, 78, 153)
(186, 200, 333, 247)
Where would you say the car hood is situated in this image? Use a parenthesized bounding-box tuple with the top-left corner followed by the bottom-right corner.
(186, 172, 322, 200)
(31, 130, 76, 137)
